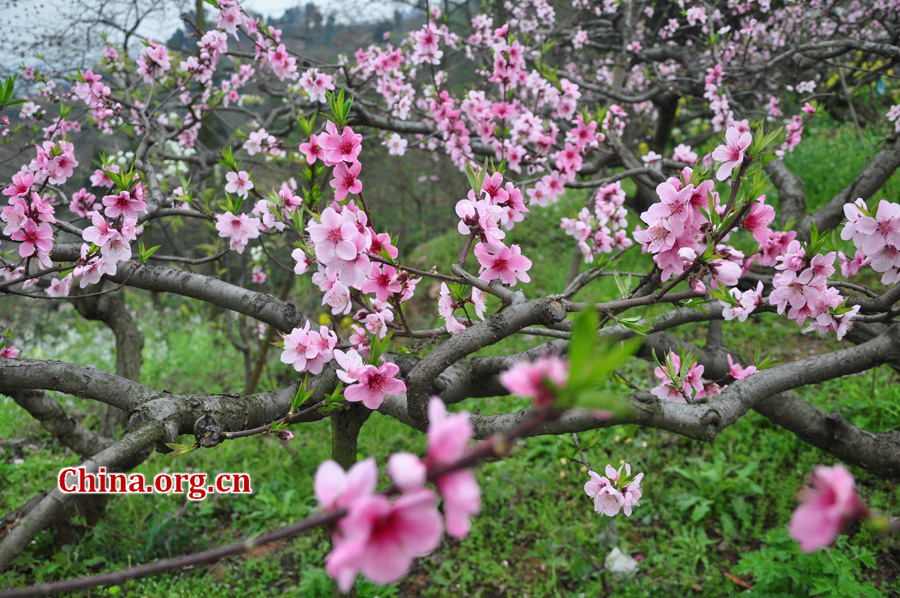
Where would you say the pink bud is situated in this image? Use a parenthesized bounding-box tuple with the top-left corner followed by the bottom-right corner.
(689, 278, 706, 294)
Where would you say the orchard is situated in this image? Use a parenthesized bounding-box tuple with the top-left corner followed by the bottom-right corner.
(2, 0, 900, 595)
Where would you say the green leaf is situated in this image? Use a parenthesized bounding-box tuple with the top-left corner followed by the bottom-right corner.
(138, 243, 160, 264)
(691, 502, 711, 521)
(613, 271, 630, 298)
(567, 308, 598, 388)
(619, 319, 653, 336)
(292, 379, 314, 411)
(572, 389, 629, 417)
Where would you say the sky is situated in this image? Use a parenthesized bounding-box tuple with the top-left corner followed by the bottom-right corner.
(0, 0, 404, 70)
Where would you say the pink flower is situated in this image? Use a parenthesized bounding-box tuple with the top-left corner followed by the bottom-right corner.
(456, 197, 506, 250)
(473, 242, 532, 285)
(307, 207, 362, 266)
(280, 322, 337, 374)
(499, 355, 569, 407)
(215, 212, 261, 254)
(136, 40, 171, 83)
(311, 266, 351, 315)
(251, 265, 267, 284)
(344, 362, 406, 409)
(0, 345, 20, 358)
(672, 143, 697, 164)
(315, 457, 378, 511)
(387, 452, 427, 490)
(292, 248, 314, 275)
(789, 464, 865, 552)
(82, 212, 116, 246)
(360, 263, 401, 302)
(299, 134, 324, 164)
(326, 489, 442, 592)
(426, 398, 480, 538)
(11, 220, 53, 257)
(727, 355, 757, 380)
(711, 125, 752, 181)
(383, 133, 408, 156)
(3, 171, 34, 197)
(855, 199, 900, 255)
(650, 352, 704, 403)
(584, 463, 643, 517)
(322, 123, 363, 165)
(70, 188, 98, 218)
(46, 275, 72, 298)
(331, 161, 363, 201)
(225, 171, 254, 199)
(1, 197, 29, 236)
(438, 282, 466, 333)
(743, 196, 775, 242)
(102, 189, 147, 220)
(838, 251, 868, 278)
(334, 349, 366, 384)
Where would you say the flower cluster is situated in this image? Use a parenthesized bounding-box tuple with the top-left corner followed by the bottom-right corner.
(318, 398, 479, 591)
(721, 281, 765, 322)
(136, 40, 171, 84)
(650, 351, 708, 403)
(279, 322, 338, 375)
(633, 166, 731, 283)
(561, 181, 632, 263)
(842, 199, 900, 284)
(651, 349, 758, 404)
(584, 463, 643, 517)
(2, 174, 56, 268)
(455, 172, 533, 285)
(769, 241, 857, 339)
(300, 122, 364, 201)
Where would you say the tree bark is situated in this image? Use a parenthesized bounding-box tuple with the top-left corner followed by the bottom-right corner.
(70, 290, 144, 436)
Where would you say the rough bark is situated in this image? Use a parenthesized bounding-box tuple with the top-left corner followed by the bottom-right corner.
(404, 297, 567, 424)
(383, 325, 900, 441)
(755, 391, 900, 477)
(6, 390, 113, 458)
(70, 291, 144, 436)
(765, 159, 807, 226)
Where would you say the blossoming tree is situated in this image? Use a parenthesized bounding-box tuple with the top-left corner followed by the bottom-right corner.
(2, 0, 900, 594)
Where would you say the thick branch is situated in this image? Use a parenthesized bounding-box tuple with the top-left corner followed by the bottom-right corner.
(755, 390, 900, 478)
(384, 325, 900, 441)
(4, 390, 113, 458)
(765, 159, 806, 226)
(0, 359, 156, 411)
(113, 265, 306, 333)
(404, 297, 567, 423)
(70, 291, 144, 435)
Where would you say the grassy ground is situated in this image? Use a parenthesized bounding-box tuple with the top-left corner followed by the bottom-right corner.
(3, 121, 900, 596)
